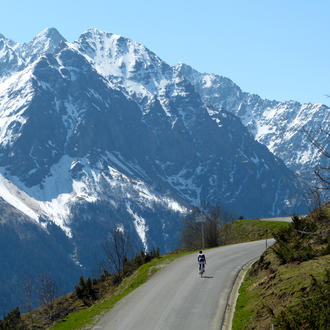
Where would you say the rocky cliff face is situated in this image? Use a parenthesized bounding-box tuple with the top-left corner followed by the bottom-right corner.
(174, 63, 329, 181)
(74, 29, 329, 181)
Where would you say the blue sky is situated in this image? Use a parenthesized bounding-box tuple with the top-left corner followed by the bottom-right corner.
(1, 0, 329, 105)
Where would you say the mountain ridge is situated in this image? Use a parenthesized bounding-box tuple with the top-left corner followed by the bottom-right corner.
(0, 27, 321, 313)
(0, 27, 313, 246)
(71, 28, 328, 181)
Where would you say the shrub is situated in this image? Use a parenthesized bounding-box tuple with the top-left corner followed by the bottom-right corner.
(321, 236, 330, 255)
(123, 248, 161, 277)
(100, 270, 111, 282)
(0, 307, 25, 329)
(291, 215, 317, 234)
(272, 215, 319, 264)
(75, 276, 96, 305)
(111, 273, 123, 286)
(274, 270, 330, 329)
(123, 257, 136, 277)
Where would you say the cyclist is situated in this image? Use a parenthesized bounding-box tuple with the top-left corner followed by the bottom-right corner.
(198, 250, 206, 274)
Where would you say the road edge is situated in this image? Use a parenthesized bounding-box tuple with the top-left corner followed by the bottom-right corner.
(221, 257, 257, 330)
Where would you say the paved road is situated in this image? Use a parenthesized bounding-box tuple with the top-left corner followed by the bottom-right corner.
(260, 216, 292, 222)
(93, 240, 272, 330)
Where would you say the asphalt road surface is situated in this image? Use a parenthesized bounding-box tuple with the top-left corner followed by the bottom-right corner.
(260, 216, 292, 222)
(93, 240, 272, 330)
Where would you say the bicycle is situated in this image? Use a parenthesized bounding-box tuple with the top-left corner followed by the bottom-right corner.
(198, 251, 206, 278)
(199, 262, 205, 277)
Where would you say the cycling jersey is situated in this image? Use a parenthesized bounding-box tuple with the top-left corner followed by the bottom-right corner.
(198, 253, 206, 263)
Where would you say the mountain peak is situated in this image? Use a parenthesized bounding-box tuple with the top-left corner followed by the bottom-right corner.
(79, 28, 118, 43)
(174, 62, 195, 75)
(76, 28, 169, 87)
(33, 27, 66, 44)
(16, 27, 67, 65)
(83, 27, 112, 36)
(0, 33, 18, 49)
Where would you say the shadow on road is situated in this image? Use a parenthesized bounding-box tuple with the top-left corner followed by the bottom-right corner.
(201, 275, 214, 279)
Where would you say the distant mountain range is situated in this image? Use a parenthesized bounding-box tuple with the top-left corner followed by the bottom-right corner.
(0, 28, 327, 312)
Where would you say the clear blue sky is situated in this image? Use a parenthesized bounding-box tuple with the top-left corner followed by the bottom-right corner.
(1, 0, 329, 105)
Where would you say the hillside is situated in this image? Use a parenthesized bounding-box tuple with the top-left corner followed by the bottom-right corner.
(218, 218, 290, 245)
(233, 203, 330, 329)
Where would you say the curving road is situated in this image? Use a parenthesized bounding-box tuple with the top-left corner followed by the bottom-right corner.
(93, 240, 272, 330)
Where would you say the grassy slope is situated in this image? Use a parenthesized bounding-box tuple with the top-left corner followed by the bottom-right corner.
(218, 219, 290, 245)
(233, 251, 329, 329)
(233, 204, 330, 329)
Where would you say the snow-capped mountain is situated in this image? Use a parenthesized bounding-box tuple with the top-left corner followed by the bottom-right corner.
(0, 27, 316, 312)
(0, 28, 65, 78)
(73, 29, 329, 182)
(172, 64, 329, 180)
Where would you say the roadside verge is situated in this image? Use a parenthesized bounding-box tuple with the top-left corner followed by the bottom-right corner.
(221, 258, 257, 330)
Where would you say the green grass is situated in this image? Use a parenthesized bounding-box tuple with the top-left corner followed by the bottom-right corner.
(218, 219, 290, 246)
(235, 219, 290, 230)
(232, 270, 256, 330)
(232, 250, 330, 329)
(52, 251, 191, 329)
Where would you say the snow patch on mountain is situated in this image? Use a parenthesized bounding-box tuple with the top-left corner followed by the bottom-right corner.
(0, 172, 40, 221)
(75, 29, 172, 103)
(0, 67, 34, 146)
(126, 201, 148, 251)
(167, 168, 202, 206)
(0, 152, 187, 240)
